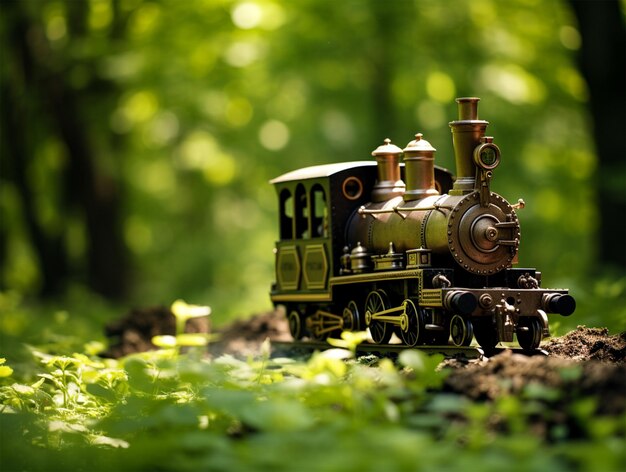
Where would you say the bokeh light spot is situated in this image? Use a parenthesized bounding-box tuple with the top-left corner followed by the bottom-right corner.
(479, 64, 546, 104)
(125, 216, 153, 254)
(231, 2, 263, 29)
(321, 110, 355, 147)
(416, 100, 446, 130)
(122, 90, 159, 124)
(259, 120, 290, 151)
(426, 72, 456, 103)
(226, 97, 254, 127)
(224, 41, 263, 68)
(559, 25, 581, 50)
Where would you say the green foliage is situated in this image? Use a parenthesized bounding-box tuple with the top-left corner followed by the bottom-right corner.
(1, 317, 624, 472)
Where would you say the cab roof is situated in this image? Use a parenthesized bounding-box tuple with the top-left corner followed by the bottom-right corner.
(270, 161, 376, 184)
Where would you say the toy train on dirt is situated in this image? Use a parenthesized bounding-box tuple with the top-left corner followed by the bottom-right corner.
(269, 97, 575, 352)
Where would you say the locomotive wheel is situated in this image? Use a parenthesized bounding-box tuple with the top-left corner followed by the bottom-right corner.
(517, 317, 543, 351)
(288, 309, 304, 340)
(400, 299, 425, 347)
(450, 314, 474, 346)
(473, 317, 499, 351)
(365, 290, 392, 345)
(342, 301, 361, 332)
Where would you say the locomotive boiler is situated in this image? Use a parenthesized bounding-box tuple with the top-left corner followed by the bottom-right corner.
(269, 97, 574, 352)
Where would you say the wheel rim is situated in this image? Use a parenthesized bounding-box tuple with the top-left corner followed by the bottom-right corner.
(450, 314, 474, 346)
(517, 317, 542, 351)
(400, 299, 424, 347)
(288, 310, 302, 340)
(342, 301, 360, 332)
(366, 291, 391, 345)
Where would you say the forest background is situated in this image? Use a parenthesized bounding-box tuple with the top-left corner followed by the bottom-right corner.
(1, 0, 625, 335)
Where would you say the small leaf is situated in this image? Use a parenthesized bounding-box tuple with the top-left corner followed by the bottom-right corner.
(398, 349, 426, 371)
(171, 299, 212, 319)
(11, 383, 34, 395)
(0, 365, 13, 377)
(152, 335, 178, 348)
(260, 337, 271, 358)
(90, 435, 130, 449)
(175, 333, 209, 347)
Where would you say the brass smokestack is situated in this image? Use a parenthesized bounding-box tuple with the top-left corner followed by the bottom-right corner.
(402, 133, 438, 201)
(371, 138, 405, 202)
(449, 97, 488, 194)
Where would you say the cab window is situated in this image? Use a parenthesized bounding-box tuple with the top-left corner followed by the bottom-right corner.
(279, 188, 293, 239)
(310, 184, 327, 238)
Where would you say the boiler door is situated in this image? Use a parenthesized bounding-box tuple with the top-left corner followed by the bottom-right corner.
(448, 192, 520, 274)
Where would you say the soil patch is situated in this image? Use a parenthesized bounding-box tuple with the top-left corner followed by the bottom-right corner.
(543, 326, 626, 363)
(101, 305, 209, 358)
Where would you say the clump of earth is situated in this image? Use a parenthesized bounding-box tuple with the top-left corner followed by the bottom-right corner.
(102, 307, 625, 426)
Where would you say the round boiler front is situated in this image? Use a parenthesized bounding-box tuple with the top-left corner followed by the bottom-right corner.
(446, 192, 520, 274)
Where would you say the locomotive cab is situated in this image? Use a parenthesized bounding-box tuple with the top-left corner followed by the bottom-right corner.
(270, 162, 378, 294)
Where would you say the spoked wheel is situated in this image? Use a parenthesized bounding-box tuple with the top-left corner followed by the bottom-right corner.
(288, 309, 305, 340)
(473, 317, 499, 351)
(450, 314, 474, 346)
(400, 299, 426, 347)
(366, 290, 392, 345)
(342, 301, 361, 332)
(517, 317, 543, 351)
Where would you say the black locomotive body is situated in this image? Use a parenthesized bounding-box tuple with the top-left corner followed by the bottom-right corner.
(269, 98, 574, 352)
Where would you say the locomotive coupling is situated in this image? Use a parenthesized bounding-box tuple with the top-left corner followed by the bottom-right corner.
(444, 290, 478, 316)
(542, 293, 576, 316)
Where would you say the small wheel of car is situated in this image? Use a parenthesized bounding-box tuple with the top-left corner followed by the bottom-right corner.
(517, 317, 543, 351)
(450, 314, 474, 346)
(473, 317, 499, 351)
(288, 310, 304, 340)
(342, 300, 361, 332)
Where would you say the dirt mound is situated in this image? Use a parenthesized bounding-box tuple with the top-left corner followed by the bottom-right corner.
(209, 310, 291, 357)
(101, 305, 209, 358)
(101, 307, 288, 358)
(543, 326, 626, 363)
(442, 350, 625, 410)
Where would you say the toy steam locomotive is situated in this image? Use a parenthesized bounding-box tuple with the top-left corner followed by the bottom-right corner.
(269, 97, 574, 352)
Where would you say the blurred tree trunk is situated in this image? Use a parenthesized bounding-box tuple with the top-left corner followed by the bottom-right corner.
(1, 1, 129, 299)
(568, 0, 626, 271)
(368, 0, 408, 139)
(1, 6, 70, 296)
